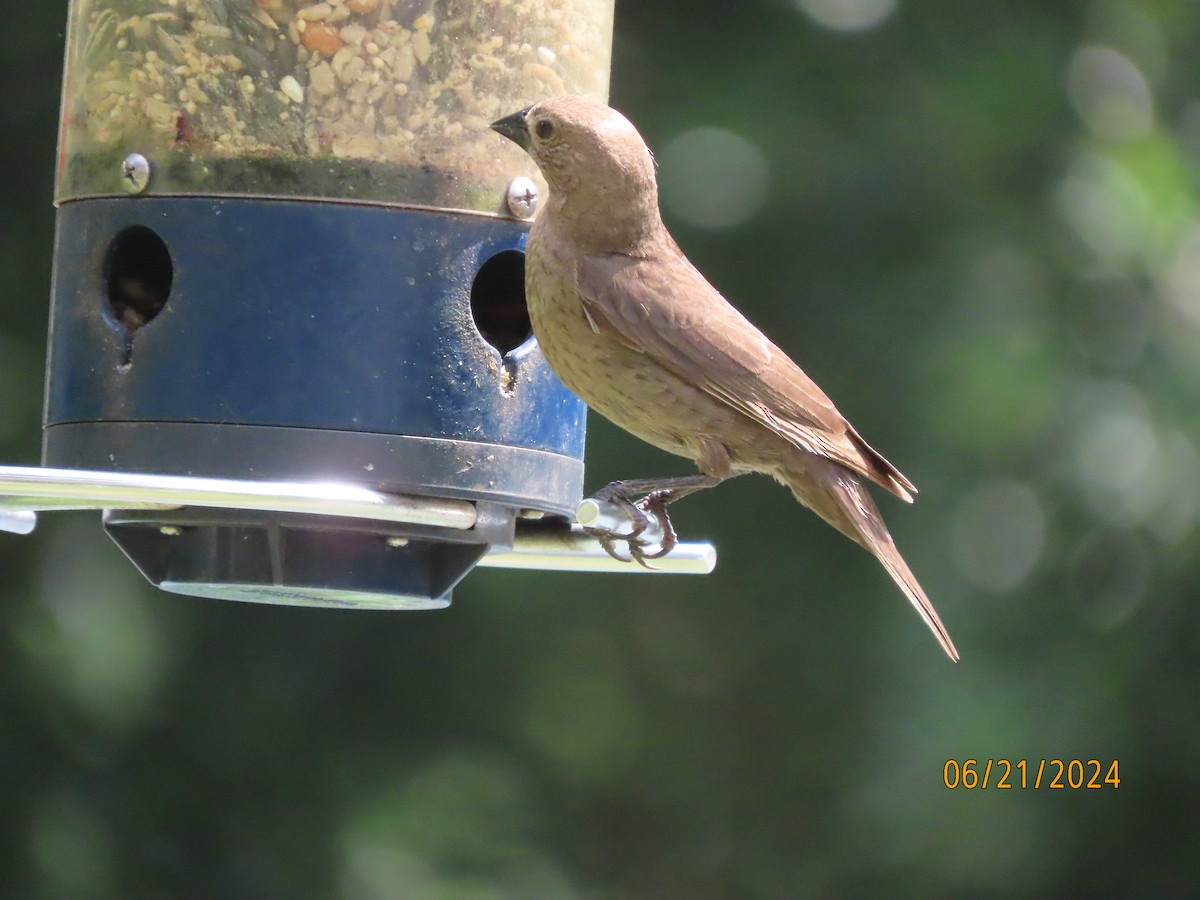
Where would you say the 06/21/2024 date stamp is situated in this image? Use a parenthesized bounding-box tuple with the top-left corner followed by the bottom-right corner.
(943, 759, 1120, 790)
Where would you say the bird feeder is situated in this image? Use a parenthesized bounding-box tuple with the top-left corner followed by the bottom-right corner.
(0, 0, 714, 608)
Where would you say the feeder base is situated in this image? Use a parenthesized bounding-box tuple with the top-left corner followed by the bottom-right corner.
(103, 503, 515, 609)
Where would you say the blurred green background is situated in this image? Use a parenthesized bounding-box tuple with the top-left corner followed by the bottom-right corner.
(3, 0, 1199, 896)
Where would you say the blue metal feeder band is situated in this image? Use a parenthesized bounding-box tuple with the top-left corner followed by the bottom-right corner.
(43, 197, 587, 516)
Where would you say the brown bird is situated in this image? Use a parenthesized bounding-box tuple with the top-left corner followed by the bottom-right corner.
(492, 96, 958, 661)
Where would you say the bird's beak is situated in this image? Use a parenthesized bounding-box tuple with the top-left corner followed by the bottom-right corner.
(490, 106, 533, 151)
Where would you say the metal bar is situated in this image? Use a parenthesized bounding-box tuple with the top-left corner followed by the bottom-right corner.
(481, 524, 716, 574)
(0, 510, 37, 535)
(0, 467, 718, 574)
(0, 466, 477, 530)
(575, 497, 665, 547)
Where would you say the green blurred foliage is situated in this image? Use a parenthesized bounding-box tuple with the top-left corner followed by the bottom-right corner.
(3, 0, 1200, 896)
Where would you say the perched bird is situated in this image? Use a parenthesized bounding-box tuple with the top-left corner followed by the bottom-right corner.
(492, 96, 958, 661)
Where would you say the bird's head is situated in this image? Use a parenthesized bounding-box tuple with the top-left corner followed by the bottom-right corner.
(491, 96, 661, 249)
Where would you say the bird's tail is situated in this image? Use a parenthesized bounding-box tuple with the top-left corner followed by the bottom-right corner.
(786, 463, 959, 662)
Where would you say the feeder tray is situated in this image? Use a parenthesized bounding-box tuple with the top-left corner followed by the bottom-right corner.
(0, 466, 716, 609)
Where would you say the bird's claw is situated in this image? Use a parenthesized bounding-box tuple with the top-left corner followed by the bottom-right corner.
(630, 490, 680, 563)
(583, 488, 681, 569)
(585, 496, 642, 563)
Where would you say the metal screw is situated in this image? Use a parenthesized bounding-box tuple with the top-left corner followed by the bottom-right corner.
(386, 536, 409, 548)
(506, 176, 538, 218)
(160, 525, 182, 536)
(120, 153, 151, 194)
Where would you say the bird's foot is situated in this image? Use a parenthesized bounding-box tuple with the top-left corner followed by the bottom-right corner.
(582, 491, 675, 569)
(581, 475, 723, 569)
(629, 490, 681, 564)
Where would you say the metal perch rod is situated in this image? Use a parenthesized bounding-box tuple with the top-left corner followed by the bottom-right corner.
(0, 465, 478, 528)
(0, 466, 715, 574)
(483, 525, 714, 574)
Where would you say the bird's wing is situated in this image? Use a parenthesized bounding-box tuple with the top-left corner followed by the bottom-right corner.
(575, 249, 916, 499)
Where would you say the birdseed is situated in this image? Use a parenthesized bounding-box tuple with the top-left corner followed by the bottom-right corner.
(57, 0, 612, 212)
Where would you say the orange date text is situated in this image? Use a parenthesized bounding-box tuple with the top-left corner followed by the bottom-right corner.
(942, 759, 1120, 790)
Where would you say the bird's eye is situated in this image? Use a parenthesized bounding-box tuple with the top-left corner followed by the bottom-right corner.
(534, 119, 555, 140)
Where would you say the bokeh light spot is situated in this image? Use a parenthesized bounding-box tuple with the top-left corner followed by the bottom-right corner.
(1160, 221, 1200, 330)
(1144, 430, 1200, 545)
(1065, 380, 1177, 529)
(795, 0, 897, 32)
(1061, 381, 1200, 542)
(1058, 152, 1150, 260)
(18, 517, 173, 734)
(951, 480, 1047, 593)
(1076, 410, 1157, 495)
(659, 127, 770, 230)
(1066, 45, 1153, 141)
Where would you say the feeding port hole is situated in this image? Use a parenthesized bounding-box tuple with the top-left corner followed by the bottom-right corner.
(105, 225, 172, 333)
(470, 249, 532, 356)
